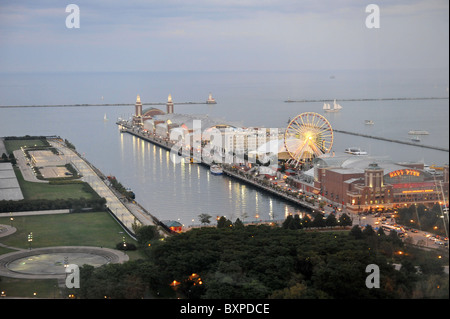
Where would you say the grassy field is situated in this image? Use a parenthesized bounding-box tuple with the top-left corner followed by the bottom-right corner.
(0, 212, 142, 298)
(3, 139, 49, 153)
(14, 167, 97, 200)
(0, 212, 136, 249)
(0, 277, 60, 299)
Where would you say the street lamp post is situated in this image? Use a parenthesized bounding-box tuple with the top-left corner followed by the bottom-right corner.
(27, 232, 33, 250)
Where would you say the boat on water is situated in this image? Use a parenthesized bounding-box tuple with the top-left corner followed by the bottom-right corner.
(210, 164, 223, 175)
(345, 147, 368, 155)
(104, 113, 109, 121)
(323, 99, 343, 112)
(408, 130, 429, 135)
(410, 136, 421, 142)
(364, 120, 374, 125)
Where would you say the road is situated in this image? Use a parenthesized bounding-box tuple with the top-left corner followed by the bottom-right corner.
(49, 140, 156, 231)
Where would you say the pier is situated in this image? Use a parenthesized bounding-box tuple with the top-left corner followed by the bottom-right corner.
(117, 121, 321, 213)
(334, 129, 449, 152)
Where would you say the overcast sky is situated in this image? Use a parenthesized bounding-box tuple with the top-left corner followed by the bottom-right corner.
(0, 0, 448, 73)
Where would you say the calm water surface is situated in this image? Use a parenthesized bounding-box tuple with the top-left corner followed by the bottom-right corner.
(0, 70, 448, 225)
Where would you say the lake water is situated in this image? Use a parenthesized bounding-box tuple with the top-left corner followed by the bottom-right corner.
(0, 70, 448, 225)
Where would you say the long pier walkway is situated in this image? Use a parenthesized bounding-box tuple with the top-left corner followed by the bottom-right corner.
(333, 129, 449, 152)
(117, 120, 321, 213)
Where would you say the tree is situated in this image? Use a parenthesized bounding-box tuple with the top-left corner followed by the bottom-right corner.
(349, 225, 363, 239)
(325, 214, 338, 227)
(312, 213, 326, 228)
(198, 213, 212, 225)
(135, 225, 160, 246)
(302, 215, 312, 228)
(217, 216, 232, 228)
(362, 225, 376, 237)
(338, 213, 352, 226)
(234, 218, 245, 229)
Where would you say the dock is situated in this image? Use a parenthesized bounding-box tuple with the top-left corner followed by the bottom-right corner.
(334, 129, 449, 152)
(117, 121, 320, 213)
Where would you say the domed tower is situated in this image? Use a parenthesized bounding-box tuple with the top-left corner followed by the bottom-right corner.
(166, 94, 174, 114)
(365, 162, 384, 190)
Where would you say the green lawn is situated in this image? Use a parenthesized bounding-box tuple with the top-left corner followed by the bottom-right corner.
(0, 212, 142, 298)
(0, 212, 136, 250)
(14, 167, 96, 201)
(3, 139, 49, 153)
(0, 277, 60, 299)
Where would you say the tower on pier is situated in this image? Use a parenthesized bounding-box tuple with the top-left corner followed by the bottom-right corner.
(206, 92, 216, 104)
(166, 94, 174, 114)
(135, 94, 143, 117)
(133, 94, 143, 126)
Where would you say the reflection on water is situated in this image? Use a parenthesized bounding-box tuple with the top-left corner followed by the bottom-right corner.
(116, 132, 307, 226)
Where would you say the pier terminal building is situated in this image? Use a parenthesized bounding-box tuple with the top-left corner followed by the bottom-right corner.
(289, 152, 449, 212)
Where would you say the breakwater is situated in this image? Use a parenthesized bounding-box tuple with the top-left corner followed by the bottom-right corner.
(0, 101, 211, 108)
(284, 97, 449, 103)
(334, 129, 449, 152)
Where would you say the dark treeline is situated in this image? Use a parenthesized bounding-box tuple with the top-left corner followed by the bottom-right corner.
(0, 197, 107, 213)
(71, 222, 448, 299)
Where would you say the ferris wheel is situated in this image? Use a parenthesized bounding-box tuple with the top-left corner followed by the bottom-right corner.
(284, 112, 334, 163)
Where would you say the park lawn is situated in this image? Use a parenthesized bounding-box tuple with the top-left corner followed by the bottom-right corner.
(0, 212, 136, 250)
(3, 139, 49, 153)
(0, 277, 59, 299)
(14, 167, 96, 200)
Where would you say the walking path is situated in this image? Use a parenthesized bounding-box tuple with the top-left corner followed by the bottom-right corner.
(48, 140, 156, 231)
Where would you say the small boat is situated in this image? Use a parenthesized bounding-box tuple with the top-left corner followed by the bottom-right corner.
(345, 147, 368, 155)
(411, 136, 421, 142)
(408, 130, 429, 135)
(104, 113, 109, 121)
(364, 120, 374, 125)
(210, 164, 223, 175)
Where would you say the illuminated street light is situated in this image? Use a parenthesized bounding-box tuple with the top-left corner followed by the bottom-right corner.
(27, 232, 33, 250)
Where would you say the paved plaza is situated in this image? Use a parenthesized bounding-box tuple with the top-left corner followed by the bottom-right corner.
(0, 244, 129, 280)
(0, 162, 24, 201)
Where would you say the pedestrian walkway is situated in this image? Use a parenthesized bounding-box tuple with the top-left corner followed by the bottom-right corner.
(48, 140, 156, 231)
(0, 162, 24, 200)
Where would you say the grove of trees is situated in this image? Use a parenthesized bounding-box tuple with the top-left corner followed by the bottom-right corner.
(71, 221, 448, 299)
